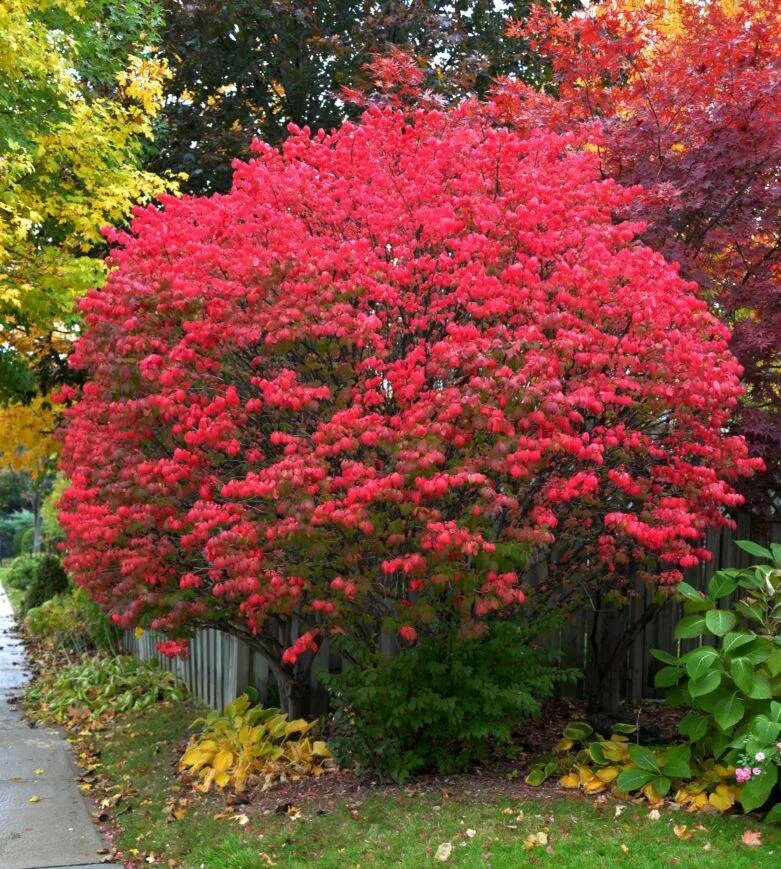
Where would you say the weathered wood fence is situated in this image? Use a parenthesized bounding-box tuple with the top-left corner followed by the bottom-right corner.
(125, 512, 781, 711)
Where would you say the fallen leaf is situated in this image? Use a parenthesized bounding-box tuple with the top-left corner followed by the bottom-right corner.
(741, 830, 762, 847)
(523, 831, 549, 850)
(673, 825, 693, 841)
(703, 843, 713, 852)
(434, 842, 453, 862)
(614, 805, 626, 818)
(28, 795, 41, 803)
(231, 813, 250, 826)
(465, 829, 476, 838)
(620, 844, 629, 853)
(34, 769, 44, 775)
(648, 809, 661, 821)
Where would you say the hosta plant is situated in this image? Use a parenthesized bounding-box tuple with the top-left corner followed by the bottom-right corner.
(179, 694, 333, 793)
(24, 655, 186, 724)
(652, 540, 781, 814)
(527, 721, 743, 812)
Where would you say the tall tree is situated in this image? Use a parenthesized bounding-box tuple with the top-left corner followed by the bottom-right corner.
(504, 0, 780, 513)
(0, 0, 176, 405)
(152, 1, 581, 194)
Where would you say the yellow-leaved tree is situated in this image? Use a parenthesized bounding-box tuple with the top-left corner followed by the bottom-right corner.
(0, 0, 178, 537)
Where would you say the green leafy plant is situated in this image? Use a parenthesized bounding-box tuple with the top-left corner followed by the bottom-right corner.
(24, 655, 186, 723)
(652, 539, 781, 815)
(6, 552, 39, 590)
(180, 694, 332, 792)
(25, 587, 120, 652)
(527, 720, 743, 812)
(23, 553, 68, 614)
(323, 616, 576, 783)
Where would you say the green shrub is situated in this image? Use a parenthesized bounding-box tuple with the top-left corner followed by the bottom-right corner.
(24, 654, 187, 723)
(16, 525, 34, 554)
(322, 615, 575, 783)
(25, 587, 120, 652)
(652, 539, 781, 815)
(6, 553, 40, 590)
(23, 553, 68, 614)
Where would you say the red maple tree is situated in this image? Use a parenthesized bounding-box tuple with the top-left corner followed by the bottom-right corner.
(504, 0, 780, 512)
(58, 98, 761, 713)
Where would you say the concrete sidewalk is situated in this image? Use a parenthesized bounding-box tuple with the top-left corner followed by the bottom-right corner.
(0, 586, 110, 869)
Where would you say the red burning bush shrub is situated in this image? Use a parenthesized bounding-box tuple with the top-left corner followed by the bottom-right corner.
(58, 98, 761, 711)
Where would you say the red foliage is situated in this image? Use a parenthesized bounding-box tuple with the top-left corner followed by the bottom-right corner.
(59, 100, 761, 671)
(504, 0, 781, 511)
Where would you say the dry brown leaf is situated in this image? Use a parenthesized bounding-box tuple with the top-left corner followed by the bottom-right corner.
(434, 842, 453, 862)
(673, 825, 693, 841)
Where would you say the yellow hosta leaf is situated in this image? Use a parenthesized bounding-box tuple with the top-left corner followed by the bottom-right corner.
(595, 766, 619, 783)
(583, 778, 607, 794)
(559, 773, 581, 789)
(642, 782, 665, 805)
(577, 765, 595, 784)
(311, 740, 331, 758)
(708, 785, 735, 812)
(213, 749, 234, 773)
(554, 738, 574, 752)
(213, 770, 231, 788)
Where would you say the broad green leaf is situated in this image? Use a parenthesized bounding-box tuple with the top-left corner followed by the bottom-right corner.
(739, 764, 778, 813)
(611, 723, 637, 735)
(661, 745, 691, 779)
(766, 647, 781, 678)
(588, 742, 606, 764)
(752, 716, 781, 743)
(563, 721, 593, 740)
(734, 540, 772, 560)
(740, 637, 773, 665)
(730, 657, 754, 695)
(770, 542, 781, 565)
(676, 581, 707, 602)
(689, 670, 722, 697)
(748, 674, 772, 700)
(685, 646, 720, 681)
(615, 768, 656, 792)
(714, 693, 744, 731)
(652, 775, 672, 797)
(675, 614, 707, 640)
(650, 648, 680, 666)
(735, 600, 764, 624)
(705, 609, 736, 637)
(628, 744, 659, 772)
(722, 631, 756, 655)
(766, 802, 781, 823)
(678, 711, 709, 742)
(708, 572, 738, 600)
(654, 666, 681, 688)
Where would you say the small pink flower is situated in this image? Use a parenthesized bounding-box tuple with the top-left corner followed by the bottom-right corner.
(755, 752, 765, 762)
(735, 767, 752, 783)
(752, 767, 762, 777)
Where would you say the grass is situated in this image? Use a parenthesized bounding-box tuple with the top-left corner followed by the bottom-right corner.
(87, 701, 779, 868)
(0, 560, 24, 612)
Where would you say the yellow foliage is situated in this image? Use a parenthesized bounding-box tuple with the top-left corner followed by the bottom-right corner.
(559, 772, 581, 788)
(0, 395, 59, 474)
(708, 784, 740, 812)
(180, 695, 335, 793)
(0, 0, 177, 409)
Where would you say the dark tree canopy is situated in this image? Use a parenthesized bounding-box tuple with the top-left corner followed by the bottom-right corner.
(151, 0, 580, 193)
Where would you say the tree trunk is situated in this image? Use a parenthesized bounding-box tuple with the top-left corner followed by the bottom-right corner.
(584, 602, 627, 715)
(32, 489, 42, 554)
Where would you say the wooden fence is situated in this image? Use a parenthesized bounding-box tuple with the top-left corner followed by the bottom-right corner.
(125, 512, 781, 711)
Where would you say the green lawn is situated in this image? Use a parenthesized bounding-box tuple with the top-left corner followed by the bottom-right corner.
(87, 701, 778, 868)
